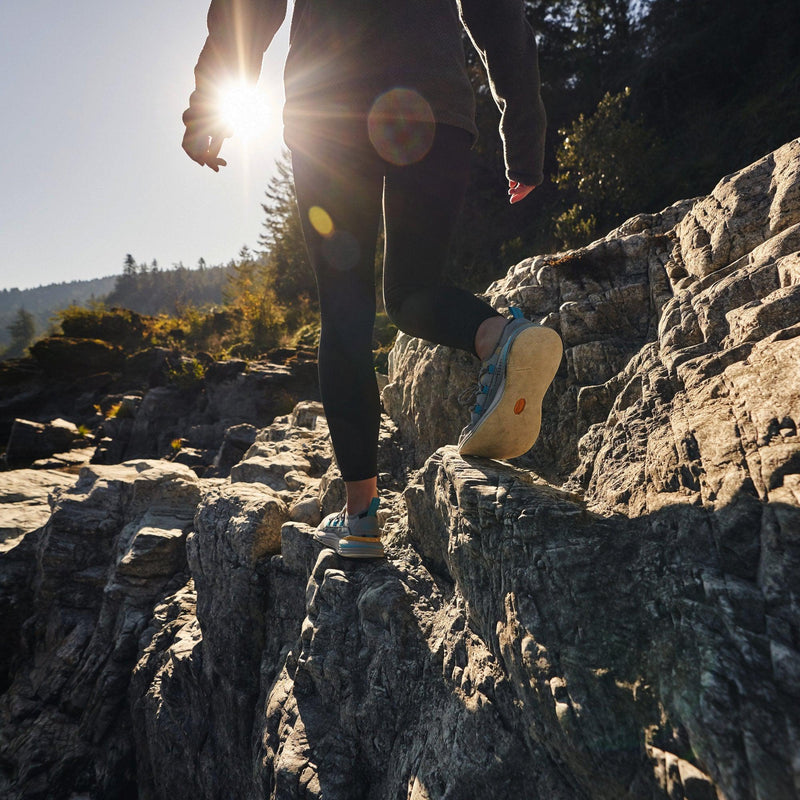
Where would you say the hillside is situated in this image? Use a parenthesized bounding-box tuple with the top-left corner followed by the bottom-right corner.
(0, 276, 117, 347)
(0, 263, 233, 353)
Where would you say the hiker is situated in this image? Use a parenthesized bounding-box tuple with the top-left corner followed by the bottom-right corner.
(183, 0, 563, 558)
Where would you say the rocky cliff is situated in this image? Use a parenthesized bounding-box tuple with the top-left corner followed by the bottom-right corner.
(1, 140, 799, 800)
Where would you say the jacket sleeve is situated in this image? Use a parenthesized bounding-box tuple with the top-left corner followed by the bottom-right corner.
(183, 0, 287, 134)
(458, 0, 546, 185)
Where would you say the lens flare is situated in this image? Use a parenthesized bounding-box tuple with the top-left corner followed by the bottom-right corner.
(217, 81, 271, 140)
(368, 88, 435, 166)
(309, 206, 334, 237)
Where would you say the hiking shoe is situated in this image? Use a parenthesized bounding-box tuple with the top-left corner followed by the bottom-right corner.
(457, 308, 562, 460)
(313, 497, 384, 559)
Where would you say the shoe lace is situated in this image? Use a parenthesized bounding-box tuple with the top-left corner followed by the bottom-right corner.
(458, 361, 497, 423)
(331, 506, 347, 527)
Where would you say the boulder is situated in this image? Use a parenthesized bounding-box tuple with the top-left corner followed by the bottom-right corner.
(4, 417, 84, 466)
(28, 336, 124, 378)
(207, 422, 257, 477)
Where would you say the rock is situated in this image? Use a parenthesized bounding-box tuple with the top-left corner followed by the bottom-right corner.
(130, 492, 308, 800)
(207, 422, 258, 477)
(123, 386, 191, 459)
(231, 452, 313, 491)
(4, 417, 84, 466)
(290, 400, 326, 430)
(0, 468, 77, 545)
(120, 347, 172, 387)
(31, 445, 96, 469)
(203, 360, 317, 426)
(28, 336, 125, 378)
(383, 336, 477, 470)
(132, 481, 290, 798)
(0, 468, 79, 692)
(129, 579, 204, 799)
(230, 406, 332, 492)
(0, 359, 47, 444)
(0, 460, 203, 800)
(170, 445, 215, 473)
(288, 494, 322, 526)
(94, 355, 322, 472)
(1, 142, 800, 800)
(404, 447, 780, 800)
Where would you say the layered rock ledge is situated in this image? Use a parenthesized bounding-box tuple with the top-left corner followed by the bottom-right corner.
(1, 141, 799, 799)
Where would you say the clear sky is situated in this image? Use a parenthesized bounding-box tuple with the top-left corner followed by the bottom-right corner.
(0, 1, 291, 291)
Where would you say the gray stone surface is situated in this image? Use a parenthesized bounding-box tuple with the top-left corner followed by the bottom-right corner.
(1, 141, 799, 800)
(0, 467, 77, 547)
(4, 417, 84, 466)
(0, 468, 80, 692)
(0, 461, 202, 799)
(90, 356, 321, 471)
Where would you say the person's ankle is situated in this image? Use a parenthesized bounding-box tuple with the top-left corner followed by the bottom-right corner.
(345, 477, 379, 516)
(474, 315, 508, 361)
(348, 500, 378, 517)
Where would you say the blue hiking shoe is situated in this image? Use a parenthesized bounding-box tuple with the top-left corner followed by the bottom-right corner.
(457, 308, 562, 460)
(314, 497, 384, 559)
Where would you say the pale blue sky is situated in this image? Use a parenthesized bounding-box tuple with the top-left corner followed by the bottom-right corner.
(0, 1, 291, 291)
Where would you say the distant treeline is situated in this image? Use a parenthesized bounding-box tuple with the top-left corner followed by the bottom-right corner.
(0, 276, 117, 348)
(0, 259, 232, 352)
(107, 255, 234, 316)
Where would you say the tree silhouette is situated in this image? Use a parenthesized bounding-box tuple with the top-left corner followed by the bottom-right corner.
(6, 307, 36, 357)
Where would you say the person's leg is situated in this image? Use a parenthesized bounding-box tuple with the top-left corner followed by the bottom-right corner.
(381, 124, 563, 461)
(382, 125, 504, 358)
(291, 138, 383, 515)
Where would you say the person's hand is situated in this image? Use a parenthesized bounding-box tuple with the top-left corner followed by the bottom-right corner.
(182, 127, 230, 172)
(508, 180, 536, 204)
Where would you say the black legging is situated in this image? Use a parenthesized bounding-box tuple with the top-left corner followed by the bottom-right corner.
(291, 123, 501, 481)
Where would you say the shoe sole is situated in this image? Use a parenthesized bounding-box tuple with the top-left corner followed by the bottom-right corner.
(336, 536, 385, 559)
(458, 325, 563, 459)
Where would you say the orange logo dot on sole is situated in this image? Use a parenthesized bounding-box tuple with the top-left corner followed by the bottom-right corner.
(514, 398, 526, 414)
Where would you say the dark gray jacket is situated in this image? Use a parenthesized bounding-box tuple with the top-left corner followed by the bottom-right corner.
(185, 0, 546, 184)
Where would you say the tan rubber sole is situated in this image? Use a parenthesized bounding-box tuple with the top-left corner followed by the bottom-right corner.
(458, 325, 563, 459)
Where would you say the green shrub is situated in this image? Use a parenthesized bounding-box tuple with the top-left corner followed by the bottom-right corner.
(57, 306, 148, 349)
(165, 358, 206, 390)
(290, 321, 321, 350)
(555, 88, 664, 248)
(554, 205, 598, 249)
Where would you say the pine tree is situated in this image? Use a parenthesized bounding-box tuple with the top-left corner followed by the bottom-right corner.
(6, 307, 36, 357)
(258, 153, 317, 323)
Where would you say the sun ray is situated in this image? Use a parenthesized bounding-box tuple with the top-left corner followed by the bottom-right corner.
(217, 80, 272, 142)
